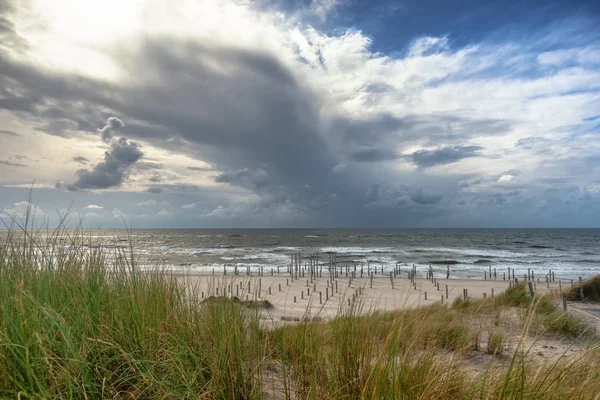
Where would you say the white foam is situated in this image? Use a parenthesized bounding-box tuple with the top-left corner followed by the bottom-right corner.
(320, 246, 394, 254)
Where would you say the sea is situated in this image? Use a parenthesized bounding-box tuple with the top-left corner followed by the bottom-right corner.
(94, 229, 600, 281)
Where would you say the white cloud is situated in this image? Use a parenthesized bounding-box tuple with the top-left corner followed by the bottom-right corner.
(157, 208, 173, 217)
(2, 201, 44, 220)
(497, 174, 515, 183)
(84, 204, 104, 209)
(311, 0, 341, 21)
(182, 203, 196, 209)
(136, 199, 157, 206)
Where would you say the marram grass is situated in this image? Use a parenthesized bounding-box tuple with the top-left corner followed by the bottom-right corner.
(0, 222, 599, 398)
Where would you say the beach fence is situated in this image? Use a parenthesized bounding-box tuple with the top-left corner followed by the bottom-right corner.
(189, 251, 581, 314)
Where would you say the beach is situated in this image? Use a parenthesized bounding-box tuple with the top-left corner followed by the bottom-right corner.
(175, 267, 565, 323)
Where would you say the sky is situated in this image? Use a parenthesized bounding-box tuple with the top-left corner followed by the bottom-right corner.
(0, 0, 599, 229)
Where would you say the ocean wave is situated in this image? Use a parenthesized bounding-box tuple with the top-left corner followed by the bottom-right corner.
(429, 260, 461, 265)
(269, 246, 299, 252)
(415, 247, 530, 258)
(529, 245, 553, 249)
(320, 246, 394, 254)
(152, 246, 176, 251)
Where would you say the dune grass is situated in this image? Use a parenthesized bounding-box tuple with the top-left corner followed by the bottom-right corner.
(0, 217, 599, 398)
(567, 275, 600, 301)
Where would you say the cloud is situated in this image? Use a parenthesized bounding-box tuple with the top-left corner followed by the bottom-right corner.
(215, 168, 269, 190)
(497, 174, 515, 183)
(182, 203, 196, 209)
(62, 136, 143, 191)
(157, 208, 172, 217)
(0, 160, 25, 167)
(410, 189, 442, 205)
(0, 129, 19, 136)
(348, 148, 398, 162)
(72, 156, 89, 164)
(0, 2, 599, 227)
(84, 204, 104, 209)
(3, 201, 44, 220)
(409, 146, 483, 168)
(311, 0, 341, 21)
(187, 165, 216, 171)
(136, 199, 157, 206)
(98, 117, 125, 143)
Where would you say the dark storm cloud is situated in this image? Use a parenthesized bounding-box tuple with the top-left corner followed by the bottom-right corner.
(0, 36, 453, 225)
(410, 189, 442, 205)
(410, 145, 483, 168)
(215, 168, 269, 190)
(98, 117, 124, 142)
(348, 148, 398, 162)
(332, 114, 510, 150)
(61, 137, 143, 191)
(72, 156, 89, 164)
(146, 187, 164, 194)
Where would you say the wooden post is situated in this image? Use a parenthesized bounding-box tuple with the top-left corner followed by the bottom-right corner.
(491, 288, 494, 298)
(447, 265, 450, 279)
(579, 277, 584, 300)
(424, 291, 427, 300)
(445, 285, 448, 299)
(562, 292, 567, 311)
(528, 281, 534, 297)
(279, 283, 281, 292)
(319, 292, 322, 304)
(294, 296, 296, 303)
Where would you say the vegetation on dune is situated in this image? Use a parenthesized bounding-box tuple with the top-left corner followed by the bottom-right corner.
(567, 274, 600, 301)
(0, 210, 599, 398)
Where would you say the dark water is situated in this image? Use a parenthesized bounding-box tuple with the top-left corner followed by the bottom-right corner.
(96, 228, 600, 280)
